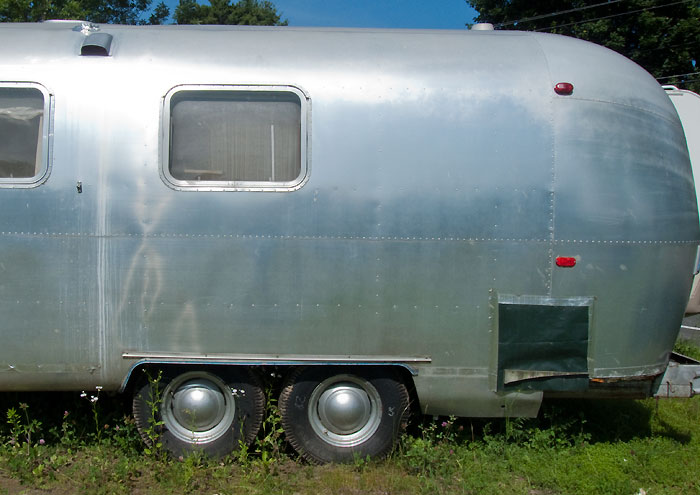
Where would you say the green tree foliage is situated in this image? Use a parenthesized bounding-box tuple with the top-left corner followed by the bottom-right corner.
(174, 0, 287, 25)
(0, 0, 170, 24)
(146, 1, 170, 25)
(468, 0, 700, 91)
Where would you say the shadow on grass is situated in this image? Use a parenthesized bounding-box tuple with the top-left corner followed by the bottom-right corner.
(0, 391, 133, 444)
(410, 397, 693, 448)
(546, 399, 654, 442)
(0, 390, 693, 455)
(542, 398, 693, 445)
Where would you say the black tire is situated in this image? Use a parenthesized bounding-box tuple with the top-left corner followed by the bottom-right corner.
(278, 366, 409, 464)
(132, 367, 264, 458)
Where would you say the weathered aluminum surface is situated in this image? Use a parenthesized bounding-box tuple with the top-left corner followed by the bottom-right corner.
(665, 87, 700, 311)
(0, 23, 697, 418)
(666, 87, 700, 208)
(654, 360, 700, 398)
(503, 370, 589, 386)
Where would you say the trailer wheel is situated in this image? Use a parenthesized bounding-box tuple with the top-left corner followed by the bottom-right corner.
(279, 366, 409, 463)
(132, 368, 264, 458)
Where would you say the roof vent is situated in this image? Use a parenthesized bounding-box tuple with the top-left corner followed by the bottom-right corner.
(81, 32, 113, 56)
(471, 23, 495, 31)
(72, 22, 100, 35)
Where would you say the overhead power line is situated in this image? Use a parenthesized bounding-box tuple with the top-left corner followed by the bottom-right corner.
(642, 39, 700, 53)
(656, 70, 700, 80)
(661, 77, 700, 85)
(532, 0, 695, 32)
(495, 0, 626, 28)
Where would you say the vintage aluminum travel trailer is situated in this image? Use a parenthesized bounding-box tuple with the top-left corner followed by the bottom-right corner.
(0, 21, 699, 463)
(665, 86, 700, 313)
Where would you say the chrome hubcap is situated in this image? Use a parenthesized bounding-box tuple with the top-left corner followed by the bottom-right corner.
(171, 381, 226, 432)
(317, 383, 371, 434)
(308, 374, 382, 447)
(162, 372, 236, 444)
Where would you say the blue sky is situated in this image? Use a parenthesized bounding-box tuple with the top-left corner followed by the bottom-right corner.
(161, 0, 479, 29)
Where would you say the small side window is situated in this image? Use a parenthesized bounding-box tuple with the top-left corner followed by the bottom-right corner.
(0, 84, 50, 186)
(163, 85, 308, 191)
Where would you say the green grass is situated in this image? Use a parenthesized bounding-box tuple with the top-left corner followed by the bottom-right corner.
(674, 338, 700, 360)
(0, 399, 698, 495)
(0, 342, 698, 494)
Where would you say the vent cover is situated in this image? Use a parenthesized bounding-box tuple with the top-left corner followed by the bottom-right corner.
(81, 33, 113, 56)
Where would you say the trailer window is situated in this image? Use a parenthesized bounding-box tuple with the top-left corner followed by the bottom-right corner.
(164, 86, 307, 191)
(0, 86, 48, 185)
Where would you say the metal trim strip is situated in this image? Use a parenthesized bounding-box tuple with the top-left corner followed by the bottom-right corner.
(122, 352, 431, 363)
(119, 354, 429, 392)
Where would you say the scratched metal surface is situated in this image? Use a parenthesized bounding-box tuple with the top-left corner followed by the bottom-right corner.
(0, 23, 696, 416)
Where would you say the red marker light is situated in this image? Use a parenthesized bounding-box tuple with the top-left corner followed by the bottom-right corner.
(554, 82, 574, 95)
(556, 257, 577, 267)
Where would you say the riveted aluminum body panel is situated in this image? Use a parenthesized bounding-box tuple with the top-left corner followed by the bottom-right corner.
(0, 23, 696, 417)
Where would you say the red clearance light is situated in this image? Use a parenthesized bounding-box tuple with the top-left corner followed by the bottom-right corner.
(554, 82, 574, 95)
(556, 257, 577, 268)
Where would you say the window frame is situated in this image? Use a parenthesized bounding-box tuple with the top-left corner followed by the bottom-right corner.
(0, 82, 52, 189)
(160, 84, 310, 192)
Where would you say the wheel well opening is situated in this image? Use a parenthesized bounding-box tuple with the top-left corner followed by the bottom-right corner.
(124, 362, 418, 421)
(123, 362, 417, 461)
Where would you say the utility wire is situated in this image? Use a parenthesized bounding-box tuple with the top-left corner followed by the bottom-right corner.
(495, 0, 626, 28)
(533, 0, 695, 32)
(656, 70, 700, 80)
(490, 1, 698, 86)
(662, 77, 700, 85)
(642, 40, 700, 52)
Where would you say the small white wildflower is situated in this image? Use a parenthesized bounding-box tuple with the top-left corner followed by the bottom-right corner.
(636, 490, 647, 495)
(90, 396, 98, 403)
(95, 385, 103, 391)
(80, 391, 87, 398)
